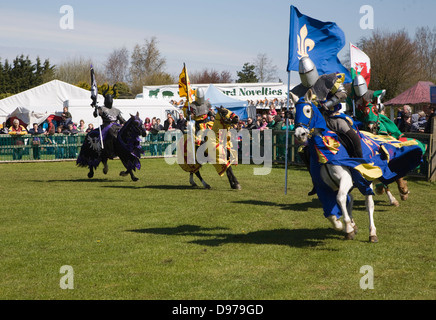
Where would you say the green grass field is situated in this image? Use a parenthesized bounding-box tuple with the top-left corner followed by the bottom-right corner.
(0, 158, 435, 300)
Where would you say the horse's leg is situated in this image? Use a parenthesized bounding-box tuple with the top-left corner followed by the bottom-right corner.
(129, 169, 139, 182)
(102, 159, 108, 175)
(385, 186, 399, 207)
(347, 193, 358, 234)
(335, 167, 355, 240)
(88, 166, 94, 179)
(366, 185, 378, 243)
(226, 166, 241, 190)
(376, 181, 399, 206)
(189, 173, 198, 187)
(195, 171, 211, 189)
(396, 178, 409, 201)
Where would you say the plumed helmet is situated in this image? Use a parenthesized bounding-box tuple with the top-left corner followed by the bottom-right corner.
(195, 88, 205, 104)
(299, 56, 319, 88)
(353, 75, 368, 97)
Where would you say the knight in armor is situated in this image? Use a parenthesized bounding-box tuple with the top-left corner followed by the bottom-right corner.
(349, 74, 403, 139)
(93, 85, 126, 157)
(289, 57, 362, 195)
(186, 88, 214, 145)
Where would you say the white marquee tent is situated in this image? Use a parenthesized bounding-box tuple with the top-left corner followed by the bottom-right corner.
(0, 80, 104, 125)
(0, 80, 180, 128)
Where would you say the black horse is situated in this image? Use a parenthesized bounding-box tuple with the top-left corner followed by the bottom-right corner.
(77, 113, 147, 181)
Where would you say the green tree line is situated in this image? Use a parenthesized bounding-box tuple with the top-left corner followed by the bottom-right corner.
(0, 55, 55, 99)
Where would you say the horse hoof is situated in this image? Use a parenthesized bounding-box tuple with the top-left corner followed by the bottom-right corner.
(87, 172, 94, 179)
(232, 184, 241, 190)
(120, 171, 128, 177)
(205, 184, 211, 189)
(369, 235, 379, 243)
(392, 200, 400, 207)
(103, 168, 108, 175)
(345, 232, 356, 240)
(400, 193, 409, 201)
(375, 186, 385, 195)
(131, 177, 139, 182)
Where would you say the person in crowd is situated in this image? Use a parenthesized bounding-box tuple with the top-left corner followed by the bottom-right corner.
(86, 123, 94, 133)
(268, 103, 277, 116)
(163, 113, 173, 130)
(60, 106, 73, 128)
(28, 123, 44, 160)
(77, 119, 87, 133)
(156, 118, 164, 131)
(411, 111, 427, 133)
(63, 123, 79, 158)
(0, 122, 8, 134)
(424, 107, 435, 133)
(245, 117, 257, 130)
(395, 106, 403, 129)
(258, 117, 268, 131)
(144, 117, 152, 132)
(9, 119, 27, 160)
(149, 117, 159, 156)
(62, 106, 72, 120)
(43, 118, 55, 135)
(176, 113, 187, 131)
(63, 123, 79, 135)
(164, 115, 176, 131)
(399, 105, 412, 132)
(155, 118, 164, 155)
(266, 114, 277, 130)
(54, 125, 67, 159)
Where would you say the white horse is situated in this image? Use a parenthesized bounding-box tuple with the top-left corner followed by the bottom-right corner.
(293, 93, 378, 242)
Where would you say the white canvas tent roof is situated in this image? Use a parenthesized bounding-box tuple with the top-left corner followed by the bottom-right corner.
(64, 98, 181, 128)
(0, 79, 181, 128)
(0, 80, 104, 124)
(7, 106, 51, 126)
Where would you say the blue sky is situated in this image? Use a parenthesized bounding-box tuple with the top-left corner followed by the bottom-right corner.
(1, 0, 435, 83)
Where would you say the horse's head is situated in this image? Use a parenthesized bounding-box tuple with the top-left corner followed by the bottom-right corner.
(217, 106, 239, 126)
(127, 112, 147, 137)
(294, 89, 327, 144)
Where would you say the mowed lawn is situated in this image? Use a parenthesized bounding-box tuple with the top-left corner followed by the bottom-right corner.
(0, 158, 435, 300)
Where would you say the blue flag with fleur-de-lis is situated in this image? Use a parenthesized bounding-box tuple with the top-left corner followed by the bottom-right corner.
(287, 5, 351, 83)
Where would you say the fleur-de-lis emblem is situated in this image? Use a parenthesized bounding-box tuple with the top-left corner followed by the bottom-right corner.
(297, 24, 315, 59)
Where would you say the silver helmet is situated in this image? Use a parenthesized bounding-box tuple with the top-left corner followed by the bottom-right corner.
(353, 74, 368, 97)
(299, 56, 319, 88)
(195, 88, 205, 104)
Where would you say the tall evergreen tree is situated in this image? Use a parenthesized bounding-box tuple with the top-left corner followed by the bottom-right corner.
(236, 63, 258, 83)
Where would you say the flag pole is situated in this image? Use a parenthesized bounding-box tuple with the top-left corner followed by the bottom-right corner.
(184, 63, 196, 164)
(90, 65, 104, 149)
(284, 71, 291, 195)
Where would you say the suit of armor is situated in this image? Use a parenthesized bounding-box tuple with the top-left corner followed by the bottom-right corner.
(93, 86, 126, 158)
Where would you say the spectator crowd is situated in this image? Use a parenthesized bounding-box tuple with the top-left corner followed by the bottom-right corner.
(0, 101, 434, 160)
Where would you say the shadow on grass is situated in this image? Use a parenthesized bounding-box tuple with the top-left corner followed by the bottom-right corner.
(232, 199, 322, 212)
(233, 198, 390, 212)
(102, 184, 202, 190)
(31, 178, 120, 183)
(127, 224, 339, 249)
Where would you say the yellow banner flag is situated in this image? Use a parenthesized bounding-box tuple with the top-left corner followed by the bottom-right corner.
(178, 63, 193, 104)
